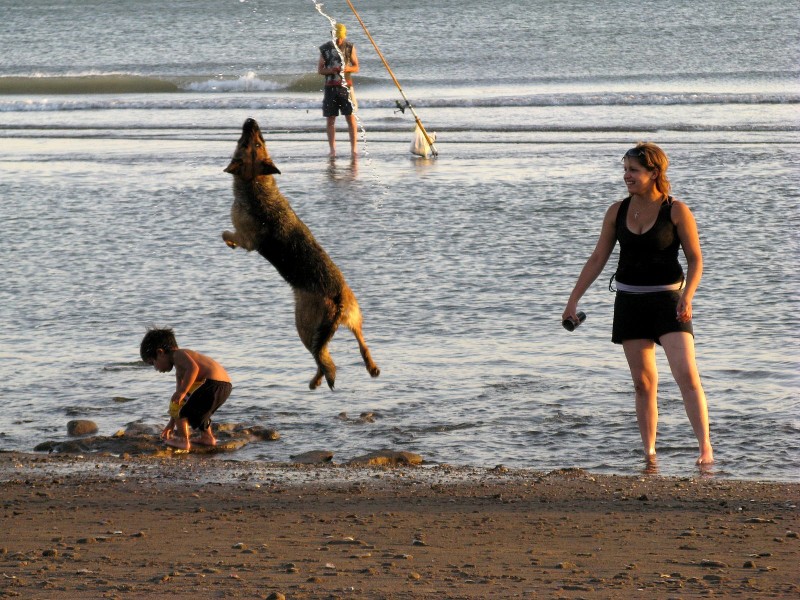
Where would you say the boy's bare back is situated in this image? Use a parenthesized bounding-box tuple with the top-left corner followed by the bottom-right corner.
(173, 348, 231, 384)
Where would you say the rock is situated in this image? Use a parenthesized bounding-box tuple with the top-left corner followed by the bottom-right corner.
(336, 411, 380, 424)
(34, 421, 278, 456)
(290, 450, 334, 464)
(243, 426, 280, 441)
(67, 420, 98, 436)
(700, 559, 728, 568)
(266, 593, 286, 600)
(123, 422, 160, 436)
(347, 449, 423, 466)
(357, 412, 377, 423)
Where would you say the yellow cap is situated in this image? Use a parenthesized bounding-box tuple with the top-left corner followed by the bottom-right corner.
(335, 23, 346, 38)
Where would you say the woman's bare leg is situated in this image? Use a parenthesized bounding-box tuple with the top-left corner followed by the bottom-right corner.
(623, 339, 660, 460)
(660, 332, 714, 464)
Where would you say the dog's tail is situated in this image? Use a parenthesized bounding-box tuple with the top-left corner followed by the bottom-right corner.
(311, 296, 344, 390)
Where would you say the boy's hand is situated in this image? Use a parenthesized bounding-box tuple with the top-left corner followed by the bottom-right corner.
(160, 425, 173, 440)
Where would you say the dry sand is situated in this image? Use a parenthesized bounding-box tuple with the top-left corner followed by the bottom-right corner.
(1, 451, 797, 599)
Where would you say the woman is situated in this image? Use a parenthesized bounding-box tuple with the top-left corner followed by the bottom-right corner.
(563, 142, 714, 465)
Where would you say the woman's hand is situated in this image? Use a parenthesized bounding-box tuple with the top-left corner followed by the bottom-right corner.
(562, 301, 580, 324)
(676, 295, 693, 322)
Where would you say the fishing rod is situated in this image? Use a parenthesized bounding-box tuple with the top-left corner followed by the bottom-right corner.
(344, 0, 438, 156)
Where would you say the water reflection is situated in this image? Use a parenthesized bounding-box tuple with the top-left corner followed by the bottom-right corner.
(326, 155, 359, 182)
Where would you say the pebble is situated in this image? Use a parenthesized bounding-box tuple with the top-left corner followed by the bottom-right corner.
(67, 420, 98, 436)
(700, 559, 728, 568)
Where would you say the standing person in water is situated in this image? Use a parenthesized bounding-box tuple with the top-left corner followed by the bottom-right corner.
(318, 22, 359, 158)
(563, 142, 714, 466)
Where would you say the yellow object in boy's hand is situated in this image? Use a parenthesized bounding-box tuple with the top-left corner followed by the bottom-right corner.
(169, 400, 182, 419)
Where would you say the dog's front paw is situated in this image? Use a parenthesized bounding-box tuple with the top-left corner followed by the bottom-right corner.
(222, 230, 238, 249)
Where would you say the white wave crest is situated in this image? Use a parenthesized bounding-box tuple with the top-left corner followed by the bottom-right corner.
(184, 72, 283, 93)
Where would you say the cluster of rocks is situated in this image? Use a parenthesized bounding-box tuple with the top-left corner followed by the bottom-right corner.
(33, 419, 424, 467)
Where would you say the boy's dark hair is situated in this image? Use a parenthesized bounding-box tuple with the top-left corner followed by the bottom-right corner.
(140, 327, 178, 361)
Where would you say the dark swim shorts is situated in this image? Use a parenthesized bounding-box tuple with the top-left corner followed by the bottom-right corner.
(323, 85, 354, 117)
(612, 291, 693, 345)
(179, 379, 232, 431)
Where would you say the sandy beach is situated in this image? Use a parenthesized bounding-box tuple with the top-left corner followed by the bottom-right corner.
(1, 452, 797, 599)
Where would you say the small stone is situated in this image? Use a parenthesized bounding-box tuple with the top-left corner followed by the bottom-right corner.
(42, 549, 58, 557)
(266, 593, 286, 600)
(786, 531, 799, 538)
(700, 559, 728, 568)
(290, 450, 334, 464)
(408, 571, 421, 580)
(67, 420, 98, 436)
(743, 561, 757, 568)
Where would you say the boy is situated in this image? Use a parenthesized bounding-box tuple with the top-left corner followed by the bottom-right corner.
(140, 327, 232, 450)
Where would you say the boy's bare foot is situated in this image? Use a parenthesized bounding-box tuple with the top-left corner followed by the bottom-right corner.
(192, 431, 217, 447)
(164, 436, 190, 450)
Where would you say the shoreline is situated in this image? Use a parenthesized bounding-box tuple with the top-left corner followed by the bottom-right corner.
(2, 452, 798, 599)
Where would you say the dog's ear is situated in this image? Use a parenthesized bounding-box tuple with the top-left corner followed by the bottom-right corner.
(224, 159, 242, 174)
(258, 159, 281, 176)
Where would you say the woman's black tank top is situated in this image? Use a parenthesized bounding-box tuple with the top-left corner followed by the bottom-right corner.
(614, 196, 684, 286)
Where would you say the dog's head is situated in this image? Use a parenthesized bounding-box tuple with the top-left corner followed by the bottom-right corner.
(224, 118, 282, 180)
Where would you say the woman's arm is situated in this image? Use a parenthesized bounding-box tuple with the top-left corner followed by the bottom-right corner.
(672, 200, 703, 322)
(562, 202, 620, 321)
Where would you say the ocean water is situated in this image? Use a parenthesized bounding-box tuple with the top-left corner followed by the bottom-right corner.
(1, 0, 798, 481)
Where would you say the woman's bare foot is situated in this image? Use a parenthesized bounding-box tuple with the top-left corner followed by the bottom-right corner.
(164, 436, 190, 450)
(696, 445, 714, 465)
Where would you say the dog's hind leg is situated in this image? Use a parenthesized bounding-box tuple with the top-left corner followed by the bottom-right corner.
(295, 290, 339, 390)
(340, 287, 380, 378)
(311, 341, 337, 390)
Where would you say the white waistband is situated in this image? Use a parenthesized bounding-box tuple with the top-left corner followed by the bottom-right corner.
(615, 281, 683, 293)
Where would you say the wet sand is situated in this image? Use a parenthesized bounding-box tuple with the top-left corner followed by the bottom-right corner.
(1, 452, 797, 599)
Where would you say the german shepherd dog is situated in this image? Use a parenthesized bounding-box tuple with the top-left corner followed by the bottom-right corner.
(223, 118, 380, 390)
